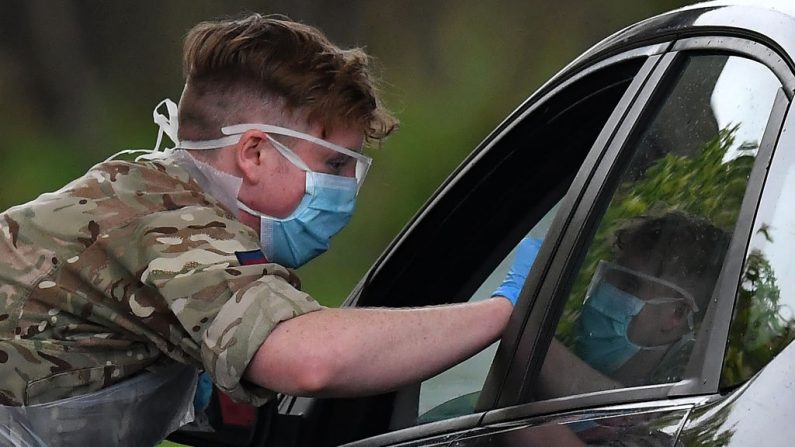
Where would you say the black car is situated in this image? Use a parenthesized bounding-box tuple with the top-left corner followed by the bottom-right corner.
(171, 1, 795, 445)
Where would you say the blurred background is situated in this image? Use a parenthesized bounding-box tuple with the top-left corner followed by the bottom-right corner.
(0, 0, 693, 305)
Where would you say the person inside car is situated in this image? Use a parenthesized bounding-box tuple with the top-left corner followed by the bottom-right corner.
(576, 217, 717, 382)
(535, 211, 730, 397)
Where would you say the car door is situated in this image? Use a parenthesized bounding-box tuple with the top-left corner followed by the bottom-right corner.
(332, 29, 793, 446)
(264, 44, 668, 447)
(380, 34, 793, 447)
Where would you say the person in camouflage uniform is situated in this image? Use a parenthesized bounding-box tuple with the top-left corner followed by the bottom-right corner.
(0, 13, 517, 435)
(0, 153, 317, 406)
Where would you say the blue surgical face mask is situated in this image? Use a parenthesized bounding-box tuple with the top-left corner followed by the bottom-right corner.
(135, 99, 370, 268)
(576, 261, 697, 374)
(237, 154, 358, 268)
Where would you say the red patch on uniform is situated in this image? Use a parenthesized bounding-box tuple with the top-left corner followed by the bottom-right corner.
(235, 250, 269, 265)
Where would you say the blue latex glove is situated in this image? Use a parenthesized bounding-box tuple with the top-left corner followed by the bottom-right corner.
(193, 371, 213, 412)
(492, 237, 543, 305)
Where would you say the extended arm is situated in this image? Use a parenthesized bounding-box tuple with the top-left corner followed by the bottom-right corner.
(246, 236, 537, 397)
(535, 338, 621, 399)
(245, 297, 513, 397)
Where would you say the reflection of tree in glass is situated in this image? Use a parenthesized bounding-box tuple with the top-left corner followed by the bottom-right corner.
(678, 399, 736, 447)
(557, 125, 752, 347)
(723, 240, 795, 387)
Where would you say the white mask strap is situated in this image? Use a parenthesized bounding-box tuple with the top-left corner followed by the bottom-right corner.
(153, 99, 179, 151)
(266, 136, 312, 172)
(152, 98, 242, 151)
(105, 98, 180, 162)
(178, 135, 243, 150)
(222, 124, 367, 161)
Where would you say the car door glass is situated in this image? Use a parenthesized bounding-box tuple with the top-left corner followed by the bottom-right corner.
(723, 107, 795, 388)
(537, 54, 781, 399)
(417, 204, 558, 423)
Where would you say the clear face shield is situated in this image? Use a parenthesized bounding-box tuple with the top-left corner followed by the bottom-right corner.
(585, 260, 699, 330)
(113, 99, 373, 193)
(178, 123, 372, 193)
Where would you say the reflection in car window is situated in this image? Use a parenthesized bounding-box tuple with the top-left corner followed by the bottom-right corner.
(538, 54, 781, 398)
(723, 103, 795, 387)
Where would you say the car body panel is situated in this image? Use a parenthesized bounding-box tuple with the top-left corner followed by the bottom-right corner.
(569, 1, 795, 77)
(679, 338, 795, 445)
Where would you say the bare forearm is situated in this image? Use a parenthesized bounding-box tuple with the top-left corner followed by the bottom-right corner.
(536, 338, 621, 399)
(245, 297, 513, 397)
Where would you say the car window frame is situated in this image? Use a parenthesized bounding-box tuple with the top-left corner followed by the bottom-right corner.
(486, 50, 680, 409)
(719, 84, 795, 389)
(474, 52, 672, 414)
(490, 35, 795, 417)
(337, 46, 667, 447)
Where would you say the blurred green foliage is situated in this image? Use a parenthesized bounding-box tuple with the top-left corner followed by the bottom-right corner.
(723, 246, 795, 387)
(0, 0, 693, 306)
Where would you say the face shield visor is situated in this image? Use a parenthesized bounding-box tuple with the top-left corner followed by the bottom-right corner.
(585, 260, 699, 330)
(113, 99, 372, 194)
(179, 123, 372, 193)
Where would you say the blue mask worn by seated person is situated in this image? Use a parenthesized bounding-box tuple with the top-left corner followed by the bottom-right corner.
(140, 99, 372, 269)
(577, 260, 698, 375)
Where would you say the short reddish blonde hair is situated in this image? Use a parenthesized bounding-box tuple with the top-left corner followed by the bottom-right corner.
(179, 14, 397, 144)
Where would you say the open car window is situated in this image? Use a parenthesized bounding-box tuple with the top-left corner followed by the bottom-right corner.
(417, 203, 558, 424)
(533, 53, 782, 400)
(369, 53, 657, 431)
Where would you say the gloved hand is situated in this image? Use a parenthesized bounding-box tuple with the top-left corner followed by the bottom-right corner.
(492, 237, 543, 305)
(193, 371, 214, 412)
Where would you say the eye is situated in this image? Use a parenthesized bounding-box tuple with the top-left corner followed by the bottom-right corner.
(326, 155, 353, 174)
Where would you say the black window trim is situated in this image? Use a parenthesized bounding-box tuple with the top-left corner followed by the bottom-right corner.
(493, 36, 795, 416)
(720, 91, 795, 392)
(488, 51, 679, 409)
(481, 391, 711, 429)
(672, 35, 795, 98)
(474, 51, 668, 412)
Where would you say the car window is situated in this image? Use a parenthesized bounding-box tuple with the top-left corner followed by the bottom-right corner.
(535, 53, 782, 399)
(417, 204, 558, 423)
(384, 55, 653, 428)
(722, 101, 795, 388)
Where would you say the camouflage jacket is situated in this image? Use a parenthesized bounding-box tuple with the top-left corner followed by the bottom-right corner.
(0, 155, 321, 406)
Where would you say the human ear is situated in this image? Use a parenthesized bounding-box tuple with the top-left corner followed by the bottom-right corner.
(234, 130, 269, 184)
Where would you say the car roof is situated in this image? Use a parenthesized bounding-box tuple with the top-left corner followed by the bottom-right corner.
(568, 0, 795, 75)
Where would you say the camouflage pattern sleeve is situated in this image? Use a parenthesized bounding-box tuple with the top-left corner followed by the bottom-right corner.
(0, 158, 320, 406)
(107, 203, 322, 405)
